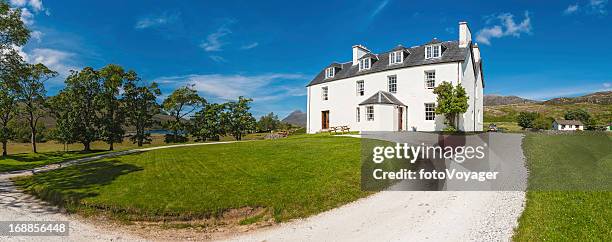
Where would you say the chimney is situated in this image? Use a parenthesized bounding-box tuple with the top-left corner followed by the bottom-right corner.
(472, 43, 481, 62)
(352, 45, 370, 65)
(459, 21, 471, 48)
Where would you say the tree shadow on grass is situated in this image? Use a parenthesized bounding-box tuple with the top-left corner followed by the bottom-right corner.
(3, 150, 109, 163)
(16, 158, 143, 206)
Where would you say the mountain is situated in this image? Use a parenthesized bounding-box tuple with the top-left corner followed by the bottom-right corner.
(282, 110, 307, 127)
(543, 91, 612, 105)
(484, 94, 536, 106)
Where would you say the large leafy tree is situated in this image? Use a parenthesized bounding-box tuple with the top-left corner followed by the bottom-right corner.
(257, 112, 280, 132)
(47, 92, 76, 151)
(0, 1, 30, 156)
(162, 85, 204, 142)
(98, 64, 127, 150)
(123, 73, 161, 147)
(16, 63, 57, 153)
(222, 96, 256, 141)
(62, 67, 101, 151)
(516, 111, 538, 129)
(432, 81, 469, 130)
(192, 102, 225, 141)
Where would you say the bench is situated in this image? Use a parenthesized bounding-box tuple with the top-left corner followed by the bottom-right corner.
(328, 126, 350, 134)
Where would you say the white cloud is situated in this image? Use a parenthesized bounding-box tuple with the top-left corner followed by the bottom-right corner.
(30, 30, 43, 42)
(10, 0, 44, 12)
(564, 4, 579, 14)
(476, 11, 532, 45)
(200, 26, 231, 52)
(135, 12, 180, 29)
(155, 73, 308, 102)
(603, 82, 611, 88)
(241, 42, 259, 50)
(20, 8, 34, 25)
(23, 48, 79, 81)
(209, 55, 226, 63)
(370, 0, 390, 18)
(588, 0, 608, 15)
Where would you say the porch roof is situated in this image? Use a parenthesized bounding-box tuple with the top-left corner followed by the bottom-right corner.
(359, 91, 406, 106)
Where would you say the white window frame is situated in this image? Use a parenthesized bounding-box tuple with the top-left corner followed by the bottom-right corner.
(425, 103, 435, 121)
(388, 75, 397, 93)
(425, 70, 435, 89)
(322, 86, 328, 101)
(425, 45, 441, 59)
(356, 107, 360, 122)
(389, 51, 403, 65)
(366, 106, 374, 121)
(325, 67, 335, 79)
(356, 80, 364, 96)
(359, 58, 371, 71)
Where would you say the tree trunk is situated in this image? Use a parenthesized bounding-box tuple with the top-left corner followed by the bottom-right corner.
(109, 142, 114, 151)
(2, 141, 7, 157)
(84, 142, 91, 152)
(30, 114, 37, 153)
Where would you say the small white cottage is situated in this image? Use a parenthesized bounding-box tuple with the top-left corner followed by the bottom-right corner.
(552, 119, 584, 131)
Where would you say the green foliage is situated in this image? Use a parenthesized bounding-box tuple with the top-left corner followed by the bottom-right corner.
(0, 2, 31, 48)
(533, 115, 554, 130)
(97, 64, 128, 150)
(257, 112, 280, 132)
(222, 96, 257, 141)
(433, 81, 469, 129)
(123, 75, 161, 147)
(162, 86, 205, 142)
(191, 103, 225, 141)
(516, 111, 539, 129)
(563, 109, 591, 124)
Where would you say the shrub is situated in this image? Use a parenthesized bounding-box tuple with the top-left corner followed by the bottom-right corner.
(516, 112, 539, 129)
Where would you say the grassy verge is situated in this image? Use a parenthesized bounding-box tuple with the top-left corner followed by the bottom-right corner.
(13, 134, 369, 224)
(0, 150, 111, 173)
(514, 132, 612, 241)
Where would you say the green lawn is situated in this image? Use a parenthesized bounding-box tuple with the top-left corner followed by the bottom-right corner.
(514, 132, 612, 241)
(13, 134, 368, 223)
(0, 150, 111, 173)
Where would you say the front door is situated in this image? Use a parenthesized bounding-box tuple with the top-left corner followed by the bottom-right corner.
(398, 107, 403, 131)
(321, 111, 329, 130)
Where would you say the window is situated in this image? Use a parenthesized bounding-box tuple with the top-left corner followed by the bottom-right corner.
(425, 45, 441, 59)
(356, 107, 360, 122)
(389, 51, 403, 64)
(388, 75, 397, 93)
(425, 71, 435, 89)
(359, 58, 371, 71)
(425, 103, 435, 120)
(325, 67, 335, 79)
(366, 106, 374, 121)
(575, 125, 579, 129)
(322, 87, 328, 100)
(561, 124, 565, 129)
(356, 80, 364, 96)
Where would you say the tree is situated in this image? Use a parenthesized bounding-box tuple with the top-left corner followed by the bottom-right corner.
(47, 92, 76, 151)
(62, 67, 101, 151)
(533, 115, 554, 130)
(257, 112, 280, 132)
(516, 111, 538, 129)
(192, 103, 225, 141)
(222, 96, 256, 140)
(123, 73, 161, 147)
(0, 2, 30, 157)
(162, 86, 204, 142)
(564, 109, 592, 126)
(432, 81, 469, 130)
(98, 64, 127, 150)
(16, 63, 57, 153)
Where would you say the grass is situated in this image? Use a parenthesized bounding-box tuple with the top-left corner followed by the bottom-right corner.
(483, 121, 523, 133)
(13, 134, 369, 224)
(1, 133, 269, 172)
(514, 132, 612, 241)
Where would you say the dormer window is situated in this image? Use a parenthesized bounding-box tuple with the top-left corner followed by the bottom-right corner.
(358, 58, 371, 71)
(425, 45, 441, 59)
(325, 67, 335, 79)
(389, 51, 403, 65)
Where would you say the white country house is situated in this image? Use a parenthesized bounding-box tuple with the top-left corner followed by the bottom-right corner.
(552, 119, 584, 131)
(306, 22, 484, 133)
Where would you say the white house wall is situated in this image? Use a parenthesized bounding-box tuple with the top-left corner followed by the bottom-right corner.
(307, 62, 464, 134)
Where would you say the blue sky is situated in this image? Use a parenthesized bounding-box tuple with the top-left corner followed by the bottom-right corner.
(13, 0, 612, 118)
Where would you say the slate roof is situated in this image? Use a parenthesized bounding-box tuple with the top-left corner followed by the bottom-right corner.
(307, 40, 467, 87)
(554, 119, 584, 126)
(359, 91, 406, 106)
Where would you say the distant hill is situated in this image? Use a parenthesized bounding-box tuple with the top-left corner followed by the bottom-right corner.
(485, 91, 612, 125)
(543, 91, 612, 105)
(282, 110, 307, 127)
(484, 94, 536, 106)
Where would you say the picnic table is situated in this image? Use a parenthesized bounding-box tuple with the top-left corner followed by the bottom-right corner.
(328, 125, 350, 134)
